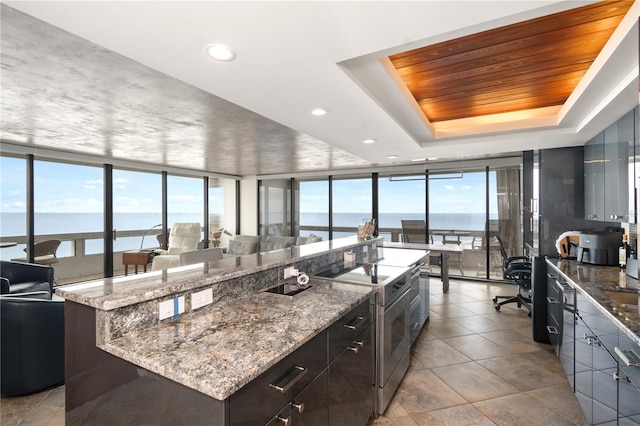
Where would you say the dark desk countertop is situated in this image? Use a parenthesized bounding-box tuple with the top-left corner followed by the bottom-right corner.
(546, 259, 639, 346)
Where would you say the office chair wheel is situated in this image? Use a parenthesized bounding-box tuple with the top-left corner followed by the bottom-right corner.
(495, 305, 501, 311)
(492, 297, 498, 303)
(517, 302, 522, 308)
(528, 312, 532, 317)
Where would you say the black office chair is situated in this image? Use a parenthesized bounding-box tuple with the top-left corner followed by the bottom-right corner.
(493, 236, 532, 316)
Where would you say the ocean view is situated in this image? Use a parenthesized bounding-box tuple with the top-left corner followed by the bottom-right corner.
(1, 212, 496, 259)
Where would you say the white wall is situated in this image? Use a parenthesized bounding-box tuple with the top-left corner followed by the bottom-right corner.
(240, 176, 258, 236)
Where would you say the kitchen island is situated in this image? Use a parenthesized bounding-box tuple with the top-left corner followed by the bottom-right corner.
(56, 237, 381, 425)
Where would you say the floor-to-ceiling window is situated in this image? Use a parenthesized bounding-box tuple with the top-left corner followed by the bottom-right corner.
(0, 155, 26, 262)
(208, 177, 237, 247)
(298, 179, 329, 240)
(167, 174, 204, 244)
(378, 174, 425, 242)
(34, 159, 104, 281)
(259, 179, 291, 237)
(332, 176, 372, 239)
(113, 169, 162, 253)
(428, 169, 489, 278)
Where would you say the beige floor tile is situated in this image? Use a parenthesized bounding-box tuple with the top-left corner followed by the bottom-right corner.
(431, 362, 519, 403)
(412, 338, 471, 368)
(429, 303, 477, 319)
(391, 368, 468, 414)
(525, 382, 589, 426)
(455, 300, 504, 315)
(410, 404, 496, 426)
(0, 388, 53, 426)
(449, 315, 511, 334)
(438, 293, 479, 304)
(474, 392, 577, 426)
(476, 350, 567, 391)
(424, 319, 476, 339)
(479, 329, 544, 354)
(442, 334, 511, 361)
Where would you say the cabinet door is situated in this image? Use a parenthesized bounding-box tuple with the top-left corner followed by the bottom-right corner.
(618, 109, 636, 223)
(576, 292, 620, 425)
(616, 332, 640, 424)
(329, 324, 374, 426)
(291, 370, 329, 426)
(585, 133, 605, 220)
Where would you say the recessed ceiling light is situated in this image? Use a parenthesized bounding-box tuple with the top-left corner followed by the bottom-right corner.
(411, 158, 425, 162)
(387, 155, 399, 160)
(362, 139, 376, 144)
(204, 43, 236, 62)
(427, 157, 439, 161)
(310, 108, 328, 116)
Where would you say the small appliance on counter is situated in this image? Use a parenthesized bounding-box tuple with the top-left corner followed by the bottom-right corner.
(577, 232, 622, 266)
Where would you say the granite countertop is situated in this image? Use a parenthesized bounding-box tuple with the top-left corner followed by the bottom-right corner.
(547, 259, 639, 346)
(98, 279, 374, 401)
(56, 236, 382, 310)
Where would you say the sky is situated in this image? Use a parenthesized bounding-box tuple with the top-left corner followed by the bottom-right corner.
(2, 156, 498, 220)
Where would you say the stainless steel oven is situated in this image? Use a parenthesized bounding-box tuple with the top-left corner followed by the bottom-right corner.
(314, 262, 415, 415)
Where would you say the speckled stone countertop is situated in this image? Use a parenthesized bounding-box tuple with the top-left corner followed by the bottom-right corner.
(546, 259, 639, 346)
(56, 236, 382, 310)
(98, 279, 373, 401)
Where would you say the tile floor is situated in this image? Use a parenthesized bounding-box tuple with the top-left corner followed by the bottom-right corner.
(369, 278, 588, 426)
(1, 278, 588, 426)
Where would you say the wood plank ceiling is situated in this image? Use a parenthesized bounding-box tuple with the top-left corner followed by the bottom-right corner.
(389, 0, 634, 123)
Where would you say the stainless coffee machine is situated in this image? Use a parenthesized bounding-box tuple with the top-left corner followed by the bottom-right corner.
(577, 232, 622, 266)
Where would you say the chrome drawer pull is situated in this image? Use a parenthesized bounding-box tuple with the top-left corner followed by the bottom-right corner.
(546, 296, 558, 304)
(615, 347, 640, 367)
(269, 365, 308, 393)
(584, 334, 601, 346)
(275, 415, 292, 426)
(546, 325, 558, 335)
(291, 401, 305, 414)
(613, 372, 631, 383)
(344, 315, 365, 330)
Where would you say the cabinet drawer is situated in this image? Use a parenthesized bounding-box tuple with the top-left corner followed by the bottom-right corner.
(230, 330, 328, 426)
(328, 299, 373, 362)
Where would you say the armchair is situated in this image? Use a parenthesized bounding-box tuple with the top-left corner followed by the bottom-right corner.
(1, 293, 65, 396)
(151, 222, 201, 271)
(0, 260, 54, 295)
(493, 236, 532, 315)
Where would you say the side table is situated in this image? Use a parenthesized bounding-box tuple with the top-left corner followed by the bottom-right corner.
(122, 250, 154, 276)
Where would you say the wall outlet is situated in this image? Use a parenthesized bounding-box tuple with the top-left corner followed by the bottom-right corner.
(284, 266, 298, 279)
(363, 245, 368, 253)
(192, 288, 213, 310)
(159, 296, 185, 320)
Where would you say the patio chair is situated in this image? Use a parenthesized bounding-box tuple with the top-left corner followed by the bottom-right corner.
(401, 220, 427, 244)
(11, 240, 61, 266)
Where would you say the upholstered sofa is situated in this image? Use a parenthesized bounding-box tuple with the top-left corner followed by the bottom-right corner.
(1, 291, 65, 396)
(224, 234, 322, 256)
(0, 260, 54, 296)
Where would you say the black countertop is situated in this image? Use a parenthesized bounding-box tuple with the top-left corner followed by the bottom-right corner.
(546, 259, 639, 347)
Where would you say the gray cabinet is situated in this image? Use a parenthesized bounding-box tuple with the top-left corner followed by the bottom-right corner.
(545, 264, 640, 425)
(585, 132, 605, 220)
(585, 109, 635, 222)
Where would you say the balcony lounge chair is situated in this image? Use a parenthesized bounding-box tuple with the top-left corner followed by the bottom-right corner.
(11, 239, 61, 265)
(151, 223, 201, 271)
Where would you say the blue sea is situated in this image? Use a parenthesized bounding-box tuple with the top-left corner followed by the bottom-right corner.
(1, 212, 493, 259)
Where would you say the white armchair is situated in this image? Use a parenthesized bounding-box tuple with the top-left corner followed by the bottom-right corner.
(151, 223, 201, 271)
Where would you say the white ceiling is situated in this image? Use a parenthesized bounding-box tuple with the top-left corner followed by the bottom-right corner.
(2, 1, 639, 176)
